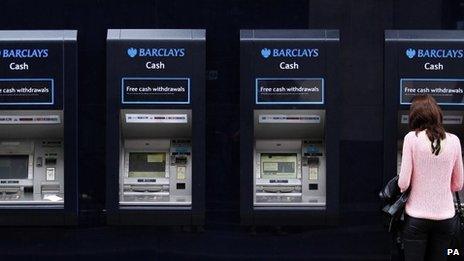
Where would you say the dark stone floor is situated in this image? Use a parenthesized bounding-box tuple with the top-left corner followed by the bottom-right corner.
(0, 210, 392, 260)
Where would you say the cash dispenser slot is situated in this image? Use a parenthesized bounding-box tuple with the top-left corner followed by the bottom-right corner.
(261, 186, 300, 193)
(130, 185, 165, 193)
(41, 184, 60, 194)
(0, 186, 21, 194)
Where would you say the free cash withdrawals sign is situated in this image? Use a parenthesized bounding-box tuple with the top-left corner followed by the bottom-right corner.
(400, 78, 464, 105)
(256, 78, 324, 104)
(122, 77, 190, 104)
(0, 79, 53, 105)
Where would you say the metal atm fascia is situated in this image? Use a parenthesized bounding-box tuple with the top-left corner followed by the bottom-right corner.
(253, 109, 327, 207)
(119, 109, 193, 207)
(106, 29, 205, 225)
(240, 29, 340, 226)
(0, 30, 78, 226)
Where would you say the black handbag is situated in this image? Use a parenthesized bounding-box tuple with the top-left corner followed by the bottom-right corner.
(380, 175, 410, 232)
(380, 175, 409, 260)
(379, 175, 401, 202)
(451, 192, 464, 250)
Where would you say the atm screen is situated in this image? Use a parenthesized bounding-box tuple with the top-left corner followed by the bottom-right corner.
(0, 155, 29, 179)
(128, 152, 166, 178)
(260, 153, 297, 179)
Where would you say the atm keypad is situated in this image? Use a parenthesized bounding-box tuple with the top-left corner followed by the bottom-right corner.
(175, 156, 188, 165)
(308, 157, 319, 165)
(45, 157, 57, 165)
(171, 155, 188, 165)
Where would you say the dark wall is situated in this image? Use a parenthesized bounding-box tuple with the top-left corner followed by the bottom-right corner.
(309, 0, 450, 214)
(0, 0, 461, 225)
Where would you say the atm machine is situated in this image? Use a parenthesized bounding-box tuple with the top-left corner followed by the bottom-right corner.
(0, 30, 78, 225)
(384, 31, 464, 200)
(106, 29, 205, 225)
(240, 30, 340, 225)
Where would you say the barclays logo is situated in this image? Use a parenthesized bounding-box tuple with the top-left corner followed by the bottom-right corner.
(127, 47, 137, 58)
(260, 48, 319, 58)
(127, 47, 186, 58)
(261, 48, 271, 58)
(406, 48, 416, 59)
(0, 49, 48, 58)
(405, 47, 464, 59)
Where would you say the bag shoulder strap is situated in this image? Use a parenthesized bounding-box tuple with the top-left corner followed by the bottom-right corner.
(455, 192, 463, 215)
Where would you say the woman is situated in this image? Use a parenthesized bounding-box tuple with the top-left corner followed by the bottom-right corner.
(398, 94, 463, 261)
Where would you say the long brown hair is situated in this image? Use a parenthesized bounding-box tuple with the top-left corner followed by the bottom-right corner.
(409, 95, 445, 155)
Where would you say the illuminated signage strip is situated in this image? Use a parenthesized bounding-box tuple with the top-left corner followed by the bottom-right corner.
(400, 78, 464, 106)
(259, 114, 320, 124)
(401, 114, 463, 125)
(121, 77, 190, 105)
(0, 115, 60, 124)
(0, 78, 54, 105)
(125, 114, 188, 123)
(255, 78, 324, 105)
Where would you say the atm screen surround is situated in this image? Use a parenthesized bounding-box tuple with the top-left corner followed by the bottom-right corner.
(260, 153, 297, 179)
(119, 113, 194, 207)
(0, 155, 29, 180)
(128, 152, 166, 178)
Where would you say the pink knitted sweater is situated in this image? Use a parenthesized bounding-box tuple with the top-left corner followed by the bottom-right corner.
(398, 131, 464, 220)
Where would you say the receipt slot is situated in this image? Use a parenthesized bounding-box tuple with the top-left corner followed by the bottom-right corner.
(106, 29, 205, 225)
(384, 31, 464, 193)
(240, 30, 340, 225)
(0, 30, 78, 225)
